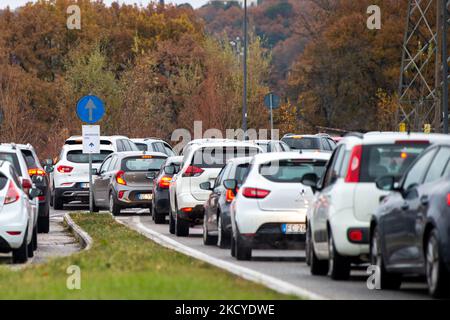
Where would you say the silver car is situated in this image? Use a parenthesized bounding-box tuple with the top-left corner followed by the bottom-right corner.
(92, 152, 167, 215)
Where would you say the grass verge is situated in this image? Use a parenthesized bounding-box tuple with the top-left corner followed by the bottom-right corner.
(0, 213, 298, 299)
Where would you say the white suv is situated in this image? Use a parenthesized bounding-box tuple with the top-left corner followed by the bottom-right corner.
(305, 132, 450, 280)
(52, 144, 114, 209)
(169, 141, 261, 237)
(64, 136, 139, 152)
(229, 152, 331, 260)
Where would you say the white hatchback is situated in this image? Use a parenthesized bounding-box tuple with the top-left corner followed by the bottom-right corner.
(305, 132, 450, 280)
(229, 151, 331, 260)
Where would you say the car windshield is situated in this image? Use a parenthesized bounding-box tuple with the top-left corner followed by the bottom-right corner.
(122, 156, 166, 171)
(0, 173, 8, 190)
(260, 159, 328, 183)
(0, 152, 22, 176)
(192, 147, 260, 168)
(359, 143, 430, 182)
(66, 150, 113, 163)
(282, 137, 320, 150)
(234, 163, 251, 184)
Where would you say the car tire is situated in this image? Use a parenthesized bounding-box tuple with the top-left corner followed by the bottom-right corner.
(38, 215, 50, 234)
(12, 230, 28, 264)
(169, 212, 175, 234)
(109, 192, 121, 216)
(92, 201, 100, 213)
(175, 215, 189, 237)
(305, 222, 312, 266)
(235, 229, 252, 261)
(32, 225, 38, 251)
(203, 216, 217, 245)
(217, 214, 230, 249)
(328, 231, 351, 280)
(53, 194, 63, 210)
(371, 226, 402, 290)
(425, 229, 450, 298)
(154, 208, 166, 224)
(310, 240, 329, 276)
(231, 233, 236, 257)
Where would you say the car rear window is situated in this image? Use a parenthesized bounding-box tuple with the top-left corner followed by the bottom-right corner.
(0, 152, 22, 176)
(121, 156, 166, 172)
(65, 139, 112, 145)
(0, 173, 8, 190)
(192, 147, 260, 169)
(282, 137, 320, 150)
(66, 150, 113, 163)
(260, 159, 328, 183)
(134, 143, 148, 152)
(234, 163, 251, 184)
(21, 150, 38, 168)
(359, 143, 430, 183)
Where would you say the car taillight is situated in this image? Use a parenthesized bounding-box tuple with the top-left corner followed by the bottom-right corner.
(242, 187, 270, 199)
(159, 176, 172, 189)
(4, 181, 20, 205)
(226, 189, 236, 203)
(183, 166, 204, 177)
(116, 170, 127, 186)
(21, 178, 32, 194)
(57, 165, 73, 173)
(28, 168, 46, 176)
(345, 145, 363, 183)
(447, 194, 450, 206)
(181, 207, 193, 213)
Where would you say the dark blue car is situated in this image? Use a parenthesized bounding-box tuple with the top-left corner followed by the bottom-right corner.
(371, 143, 450, 298)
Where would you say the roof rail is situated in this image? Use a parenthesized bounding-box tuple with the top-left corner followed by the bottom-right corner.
(344, 132, 364, 139)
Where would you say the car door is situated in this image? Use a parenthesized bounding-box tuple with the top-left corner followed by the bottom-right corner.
(384, 148, 437, 266)
(93, 156, 113, 205)
(312, 145, 345, 256)
(205, 164, 230, 231)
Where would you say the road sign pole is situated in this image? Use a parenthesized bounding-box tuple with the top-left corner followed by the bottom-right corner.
(270, 94, 274, 140)
(89, 153, 93, 213)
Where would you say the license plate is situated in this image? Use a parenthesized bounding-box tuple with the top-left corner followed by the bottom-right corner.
(137, 193, 152, 200)
(282, 223, 306, 234)
(80, 183, 89, 189)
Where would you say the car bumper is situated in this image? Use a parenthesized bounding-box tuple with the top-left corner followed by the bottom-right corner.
(55, 187, 90, 203)
(153, 189, 170, 214)
(116, 189, 153, 208)
(0, 226, 27, 251)
(239, 223, 306, 250)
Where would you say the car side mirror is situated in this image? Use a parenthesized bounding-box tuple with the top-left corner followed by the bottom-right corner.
(200, 181, 213, 191)
(223, 179, 237, 191)
(29, 188, 42, 199)
(301, 173, 319, 192)
(164, 165, 176, 175)
(376, 176, 396, 191)
(43, 165, 54, 174)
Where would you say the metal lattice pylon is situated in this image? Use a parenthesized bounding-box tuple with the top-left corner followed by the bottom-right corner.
(397, 0, 441, 132)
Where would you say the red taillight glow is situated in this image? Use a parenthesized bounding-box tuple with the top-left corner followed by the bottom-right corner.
(57, 165, 73, 173)
(348, 230, 363, 242)
(242, 187, 271, 199)
(6, 231, 21, 236)
(182, 166, 204, 177)
(28, 168, 46, 176)
(116, 170, 127, 185)
(226, 189, 236, 203)
(181, 207, 193, 213)
(345, 145, 363, 183)
(447, 194, 450, 206)
(118, 191, 125, 199)
(395, 140, 429, 145)
(159, 176, 172, 189)
(4, 181, 20, 205)
(37, 195, 46, 201)
(21, 178, 32, 194)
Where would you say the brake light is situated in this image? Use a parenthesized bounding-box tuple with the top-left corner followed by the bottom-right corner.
(345, 145, 363, 183)
(28, 168, 46, 176)
(348, 230, 363, 242)
(226, 189, 236, 203)
(116, 170, 127, 186)
(57, 165, 73, 173)
(118, 190, 125, 199)
(183, 166, 204, 177)
(4, 181, 20, 205)
(395, 140, 429, 145)
(6, 231, 21, 236)
(447, 194, 450, 206)
(21, 178, 32, 194)
(37, 195, 46, 201)
(159, 176, 172, 189)
(242, 187, 270, 199)
(181, 207, 193, 213)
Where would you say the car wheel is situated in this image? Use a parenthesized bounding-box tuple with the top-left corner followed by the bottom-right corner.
(217, 214, 230, 249)
(305, 222, 312, 266)
(371, 226, 402, 290)
(169, 212, 175, 234)
(154, 207, 166, 224)
(426, 229, 450, 298)
(231, 233, 236, 257)
(328, 231, 350, 280)
(310, 240, 329, 276)
(32, 225, 38, 251)
(235, 229, 252, 261)
(175, 215, 189, 237)
(109, 192, 121, 216)
(92, 200, 100, 213)
(13, 229, 28, 264)
(38, 215, 50, 234)
(203, 216, 217, 245)
(53, 194, 63, 210)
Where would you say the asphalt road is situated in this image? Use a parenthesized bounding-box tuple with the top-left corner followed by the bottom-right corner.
(51, 204, 432, 300)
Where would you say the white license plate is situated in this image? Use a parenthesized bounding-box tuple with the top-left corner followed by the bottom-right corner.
(81, 183, 89, 189)
(282, 224, 306, 234)
(138, 193, 152, 200)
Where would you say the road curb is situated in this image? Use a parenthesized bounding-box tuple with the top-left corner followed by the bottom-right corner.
(115, 217, 327, 300)
(63, 213, 93, 251)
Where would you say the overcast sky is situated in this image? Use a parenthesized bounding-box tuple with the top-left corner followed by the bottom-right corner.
(0, 0, 210, 9)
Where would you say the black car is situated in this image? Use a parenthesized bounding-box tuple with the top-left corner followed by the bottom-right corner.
(201, 157, 252, 248)
(371, 143, 450, 298)
(18, 144, 51, 233)
(152, 156, 182, 224)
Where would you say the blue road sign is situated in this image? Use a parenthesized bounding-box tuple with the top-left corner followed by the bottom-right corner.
(76, 95, 105, 124)
(264, 93, 281, 110)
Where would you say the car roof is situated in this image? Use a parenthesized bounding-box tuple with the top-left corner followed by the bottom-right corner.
(166, 156, 183, 163)
(0, 144, 20, 152)
(131, 138, 169, 144)
(282, 134, 319, 139)
(252, 151, 332, 164)
(226, 157, 253, 165)
(340, 132, 450, 148)
(187, 141, 263, 154)
(114, 151, 168, 159)
(66, 135, 130, 142)
(62, 144, 115, 152)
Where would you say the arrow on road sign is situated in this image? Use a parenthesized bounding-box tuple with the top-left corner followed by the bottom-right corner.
(89, 142, 94, 148)
(85, 99, 97, 122)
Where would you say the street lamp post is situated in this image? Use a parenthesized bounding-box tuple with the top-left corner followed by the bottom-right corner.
(242, 0, 248, 139)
